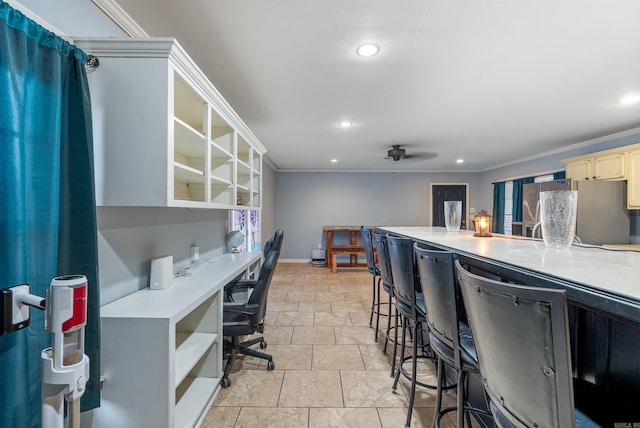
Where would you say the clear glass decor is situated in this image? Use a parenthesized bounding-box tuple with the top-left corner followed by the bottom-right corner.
(540, 190, 578, 248)
(444, 200, 462, 232)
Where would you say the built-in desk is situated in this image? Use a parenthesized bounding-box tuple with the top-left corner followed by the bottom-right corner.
(379, 227, 640, 425)
(94, 252, 262, 428)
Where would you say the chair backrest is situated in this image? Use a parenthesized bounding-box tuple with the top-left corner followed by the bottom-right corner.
(414, 245, 462, 368)
(386, 235, 419, 319)
(264, 229, 284, 257)
(373, 232, 393, 287)
(360, 227, 377, 275)
(455, 260, 575, 428)
(246, 249, 280, 326)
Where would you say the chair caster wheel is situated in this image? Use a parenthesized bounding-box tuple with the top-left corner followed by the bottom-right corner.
(221, 376, 231, 388)
(267, 360, 275, 370)
(260, 341, 267, 349)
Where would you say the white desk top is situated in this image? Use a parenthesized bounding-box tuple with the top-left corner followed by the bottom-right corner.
(380, 227, 640, 303)
(101, 251, 262, 321)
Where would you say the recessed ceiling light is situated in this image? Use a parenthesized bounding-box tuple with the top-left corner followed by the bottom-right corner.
(338, 121, 352, 128)
(456, 159, 464, 164)
(331, 159, 338, 163)
(620, 94, 640, 105)
(356, 43, 379, 57)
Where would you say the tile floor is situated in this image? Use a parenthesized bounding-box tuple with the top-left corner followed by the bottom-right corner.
(203, 262, 473, 428)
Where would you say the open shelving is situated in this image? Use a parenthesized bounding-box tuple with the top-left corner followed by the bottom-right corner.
(75, 37, 265, 209)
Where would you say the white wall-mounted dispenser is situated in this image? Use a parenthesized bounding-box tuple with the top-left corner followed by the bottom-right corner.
(149, 255, 173, 290)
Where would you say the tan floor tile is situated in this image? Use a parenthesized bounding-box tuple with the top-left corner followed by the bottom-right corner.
(329, 284, 358, 293)
(298, 300, 333, 312)
(359, 344, 394, 370)
(213, 370, 284, 407)
(331, 301, 366, 312)
(234, 407, 309, 428)
(279, 370, 344, 407)
(335, 326, 378, 344)
(314, 311, 353, 326)
(291, 326, 336, 344)
(340, 370, 407, 408)
(349, 311, 373, 326)
(343, 291, 371, 302)
(275, 311, 314, 326)
(268, 301, 300, 312)
(377, 407, 454, 428)
(312, 344, 364, 370)
(261, 325, 294, 344)
(285, 291, 316, 302)
(315, 292, 346, 302)
(258, 344, 312, 369)
(302, 284, 330, 293)
(309, 408, 382, 428)
(267, 291, 287, 302)
(263, 311, 279, 326)
(201, 406, 239, 428)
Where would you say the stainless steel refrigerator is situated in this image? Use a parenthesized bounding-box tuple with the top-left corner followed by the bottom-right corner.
(521, 179, 630, 245)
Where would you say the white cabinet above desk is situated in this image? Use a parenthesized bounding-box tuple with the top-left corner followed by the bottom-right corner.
(75, 38, 265, 209)
(93, 252, 262, 428)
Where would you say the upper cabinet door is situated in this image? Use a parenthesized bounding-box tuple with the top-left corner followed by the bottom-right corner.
(593, 152, 625, 180)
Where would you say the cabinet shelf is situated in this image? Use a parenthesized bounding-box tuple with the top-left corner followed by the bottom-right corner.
(75, 37, 265, 209)
(175, 332, 217, 386)
(175, 377, 218, 428)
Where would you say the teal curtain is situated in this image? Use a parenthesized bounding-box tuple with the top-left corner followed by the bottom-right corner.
(492, 182, 505, 234)
(512, 176, 535, 223)
(0, 3, 100, 426)
(553, 170, 566, 180)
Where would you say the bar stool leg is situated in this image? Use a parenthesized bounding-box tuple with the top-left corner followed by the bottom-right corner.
(374, 277, 382, 341)
(432, 356, 444, 428)
(369, 275, 376, 327)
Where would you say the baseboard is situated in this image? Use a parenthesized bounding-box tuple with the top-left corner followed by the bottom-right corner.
(278, 258, 313, 263)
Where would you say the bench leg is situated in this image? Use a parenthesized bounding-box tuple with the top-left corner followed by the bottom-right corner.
(332, 254, 338, 273)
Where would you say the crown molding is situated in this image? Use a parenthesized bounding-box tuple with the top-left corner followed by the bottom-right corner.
(91, 0, 148, 37)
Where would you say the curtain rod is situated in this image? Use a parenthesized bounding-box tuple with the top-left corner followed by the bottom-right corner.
(491, 168, 564, 185)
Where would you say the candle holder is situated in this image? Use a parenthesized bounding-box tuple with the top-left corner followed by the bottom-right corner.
(473, 210, 493, 237)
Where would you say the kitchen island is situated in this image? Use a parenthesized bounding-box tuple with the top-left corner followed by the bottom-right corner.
(378, 226, 640, 425)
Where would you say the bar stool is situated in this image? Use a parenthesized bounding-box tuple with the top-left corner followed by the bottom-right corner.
(373, 232, 400, 377)
(361, 227, 386, 342)
(387, 235, 438, 428)
(455, 260, 601, 428)
(414, 245, 488, 428)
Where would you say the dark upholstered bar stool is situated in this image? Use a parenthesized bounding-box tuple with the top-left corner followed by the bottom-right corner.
(373, 232, 400, 377)
(455, 260, 600, 428)
(361, 227, 386, 341)
(387, 235, 438, 428)
(414, 246, 488, 428)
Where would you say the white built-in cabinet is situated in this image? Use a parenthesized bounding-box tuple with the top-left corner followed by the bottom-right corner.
(74, 38, 264, 209)
(562, 142, 640, 209)
(93, 252, 262, 428)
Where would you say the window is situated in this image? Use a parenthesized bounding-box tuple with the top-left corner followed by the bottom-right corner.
(229, 209, 261, 252)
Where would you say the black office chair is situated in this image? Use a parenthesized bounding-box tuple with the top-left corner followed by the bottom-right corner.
(221, 249, 279, 388)
(263, 228, 284, 257)
(387, 235, 438, 428)
(361, 227, 385, 341)
(414, 246, 486, 428)
(455, 260, 600, 428)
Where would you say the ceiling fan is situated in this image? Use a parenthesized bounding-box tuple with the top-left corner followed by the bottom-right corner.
(385, 144, 437, 162)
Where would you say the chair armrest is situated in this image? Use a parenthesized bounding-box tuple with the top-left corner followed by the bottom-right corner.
(223, 301, 259, 315)
(224, 279, 257, 301)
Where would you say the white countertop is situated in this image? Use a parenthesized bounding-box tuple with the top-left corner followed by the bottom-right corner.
(380, 227, 640, 303)
(101, 251, 262, 321)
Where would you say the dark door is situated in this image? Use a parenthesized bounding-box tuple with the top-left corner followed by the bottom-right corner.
(432, 185, 467, 229)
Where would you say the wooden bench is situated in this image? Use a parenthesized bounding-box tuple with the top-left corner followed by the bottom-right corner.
(330, 245, 366, 273)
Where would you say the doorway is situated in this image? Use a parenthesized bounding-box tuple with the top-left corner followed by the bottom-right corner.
(430, 183, 469, 230)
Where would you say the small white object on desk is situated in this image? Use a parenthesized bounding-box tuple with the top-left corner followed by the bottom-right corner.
(149, 255, 173, 290)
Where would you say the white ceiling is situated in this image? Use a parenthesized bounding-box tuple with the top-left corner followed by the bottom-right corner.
(106, 0, 640, 172)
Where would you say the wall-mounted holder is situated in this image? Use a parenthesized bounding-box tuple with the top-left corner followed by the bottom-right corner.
(1, 284, 45, 335)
